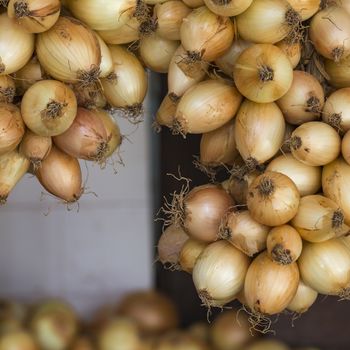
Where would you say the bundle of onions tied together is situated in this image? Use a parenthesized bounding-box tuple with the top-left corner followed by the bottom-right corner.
(0, 0, 153, 204)
(155, 0, 350, 332)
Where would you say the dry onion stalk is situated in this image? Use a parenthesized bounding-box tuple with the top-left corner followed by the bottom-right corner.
(0, 75, 15, 103)
(72, 83, 107, 110)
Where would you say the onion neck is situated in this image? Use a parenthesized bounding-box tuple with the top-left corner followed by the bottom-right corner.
(139, 18, 157, 37)
(332, 209, 344, 229)
(0, 61, 5, 75)
(306, 96, 321, 114)
(134, 0, 151, 22)
(290, 136, 302, 150)
(257, 177, 275, 198)
(0, 87, 15, 103)
(332, 46, 344, 62)
(42, 100, 66, 120)
(271, 244, 293, 265)
(77, 65, 101, 88)
(285, 7, 303, 45)
(328, 113, 342, 133)
(258, 65, 274, 82)
(14, 1, 30, 18)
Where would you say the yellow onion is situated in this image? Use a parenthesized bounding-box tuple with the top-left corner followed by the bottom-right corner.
(157, 224, 188, 268)
(182, 0, 204, 7)
(66, 0, 135, 31)
(21, 80, 77, 137)
(245, 340, 290, 350)
(0, 76, 15, 103)
(155, 332, 207, 350)
(204, 0, 252, 17)
(0, 150, 29, 204)
(234, 44, 293, 103)
(154, 1, 191, 40)
(0, 103, 25, 155)
(36, 16, 101, 84)
(322, 157, 350, 225)
(101, 45, 147, 118)
(0, 13, 34, 75)
(286, 0, 320, 20)
(0, 331, 38, 350)
(220, 210, 269, 257)
(235, 100, 285, 168)
(53, 107, 109, 163)
(210, 310, 251, 350)
(12, 57, 46, 95)
(244, 251, 299, 315)
(140, 33, 179, 73)
(298, 238, 350, 296)
(95, 33, 113, 78)
(324, 56, 350, 88)
(276, 40, 301, 68)
(168, 45, 208, 99)
(287, 280, 318, 314)
(193, 240, 250, 307)
(19, 130, 52, 168)
(7, 0, 60, 33)
(266, 225, 302, 264)
(322, 87, 350, 133)
(117, 291, 178, 336)
(236, 0, 302, 44)
(180, 6, 234, 63)
(155, 94, 178, 129)
(215, 39, 252, 77)
(179, 238, 208, 273)
(199, 120, 238, 167)
(247, 171, 300, 226)
(310, 6, 350, 61)
(30, 300, 78, 350)
(72, 83, 107, 110)
(290, 121, 341, 166)
(276, 70, 324, 124)
(173, 80, 242, 135)
(36, 146, 82, 203)
(342, 130, 350, 166)
(97, 17, 139, 45)
(266, 154, 321, 196)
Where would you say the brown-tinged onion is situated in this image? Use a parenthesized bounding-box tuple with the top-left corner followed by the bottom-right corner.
(247, 171, 300, 226)
(179, 238, 208, 273)
(155, 94, 178, 129)
(36, 146, 82, 203)
(21, 80, 77, 137)
(286, 0, 320, 20)
(0, 331, 38, 350)
(287, 279, 318, 314)
(324, 56, 350, 88)
(204, 0, 252, 17)
(276, 40, 301, 68)
(0, 75, 15, 103)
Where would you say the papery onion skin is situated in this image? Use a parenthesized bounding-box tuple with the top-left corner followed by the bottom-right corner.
(247, 171, 300, 226)
(0, 103, 25, 155)
(244, 251, 299, 315)
(21, 80, 77, 137)
(179, 238, 208, 273)
(0, 13, 34, 75)
(174, 80, 242, 134)
(0, 331, 38, 350)
(0, 75, 15, 103)
(287, 279, 318, 314)
(155, 94, 178, 129)
(36, 146, 82, 203)
(95, 33, 113, 78)
(276, 40, 301, 68)
(204, 0, 252, 17)
(234, 44, 293, 103)
(324, 56, 350, 88)
(72, 83, 107, 110)
(286, 0, 320, 20)
(298, 238, 350, 295)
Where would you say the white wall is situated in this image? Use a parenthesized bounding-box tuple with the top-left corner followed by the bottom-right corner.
(0, 101, 155, 318)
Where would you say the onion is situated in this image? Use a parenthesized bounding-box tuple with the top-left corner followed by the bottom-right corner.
(298, 238, 350, 296)
(179, 238, 208, 273)
(236, 0, 302, 44)
(30, 300, 78, 350)
(101, 45, 147, 119)
(322, 88, 350, 133)
(193, 240, 250, 307)
(266, 225, 302, 264)
(117, 291, 178, 335)
(7, 0, 60, 33)
(19, 130, 52, 168)
(234, 44, 293, 103)
(266, 154, 321, 196)
(167, 45, 208, 99)
(0, 13, 34, 75)
(36, 146, 82, 203)
(324, 56, 350, 88)
(287, 280, 318, 314)
(309, 6, 350, 62)
(36, 16, 101, 85)
(220, 210, 269, 257)
(66, 0, 135, 31)
(70, 337, 94, 350)
(235, 100, 285, 168)
(322, 157, 350, 225)
(188, 322, 209, 344)
(180, 6, 234, 63)
(280, 123, 295, 154)
(21, 80, 77, 137)
(98, 318, 142, 350)
(199, 120, 238, 167)
(0, 76, 15, 103)
(155, 94, 178, 129)
(210, 310, 251, 350)
(157, 224, 188, 268)
(72, 83, 107, 110)
(173, 80, 242, 135)
(0, 103, 25, 155)
(276, 40, 301, 68)
(0, 150, 29, 204)
(156, 332, 207, 350)
(204, 0, 252, 17)
(244, 251, 299, 315)
(140, 33, 179, 73)
(215, 39, 252, 77)
(286, 0, 320, 20)
(276, 71, 324, 125)
(247, 171, 300, 226)
(290, 121, 341, 166)
(95, 33, 113, 78)
(245, 340, 290, 350)
(182, 0, 204, 8)
(0, 331, 38, 350)
(342, 130, 350, 166)
(154, 1, 191, 40)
